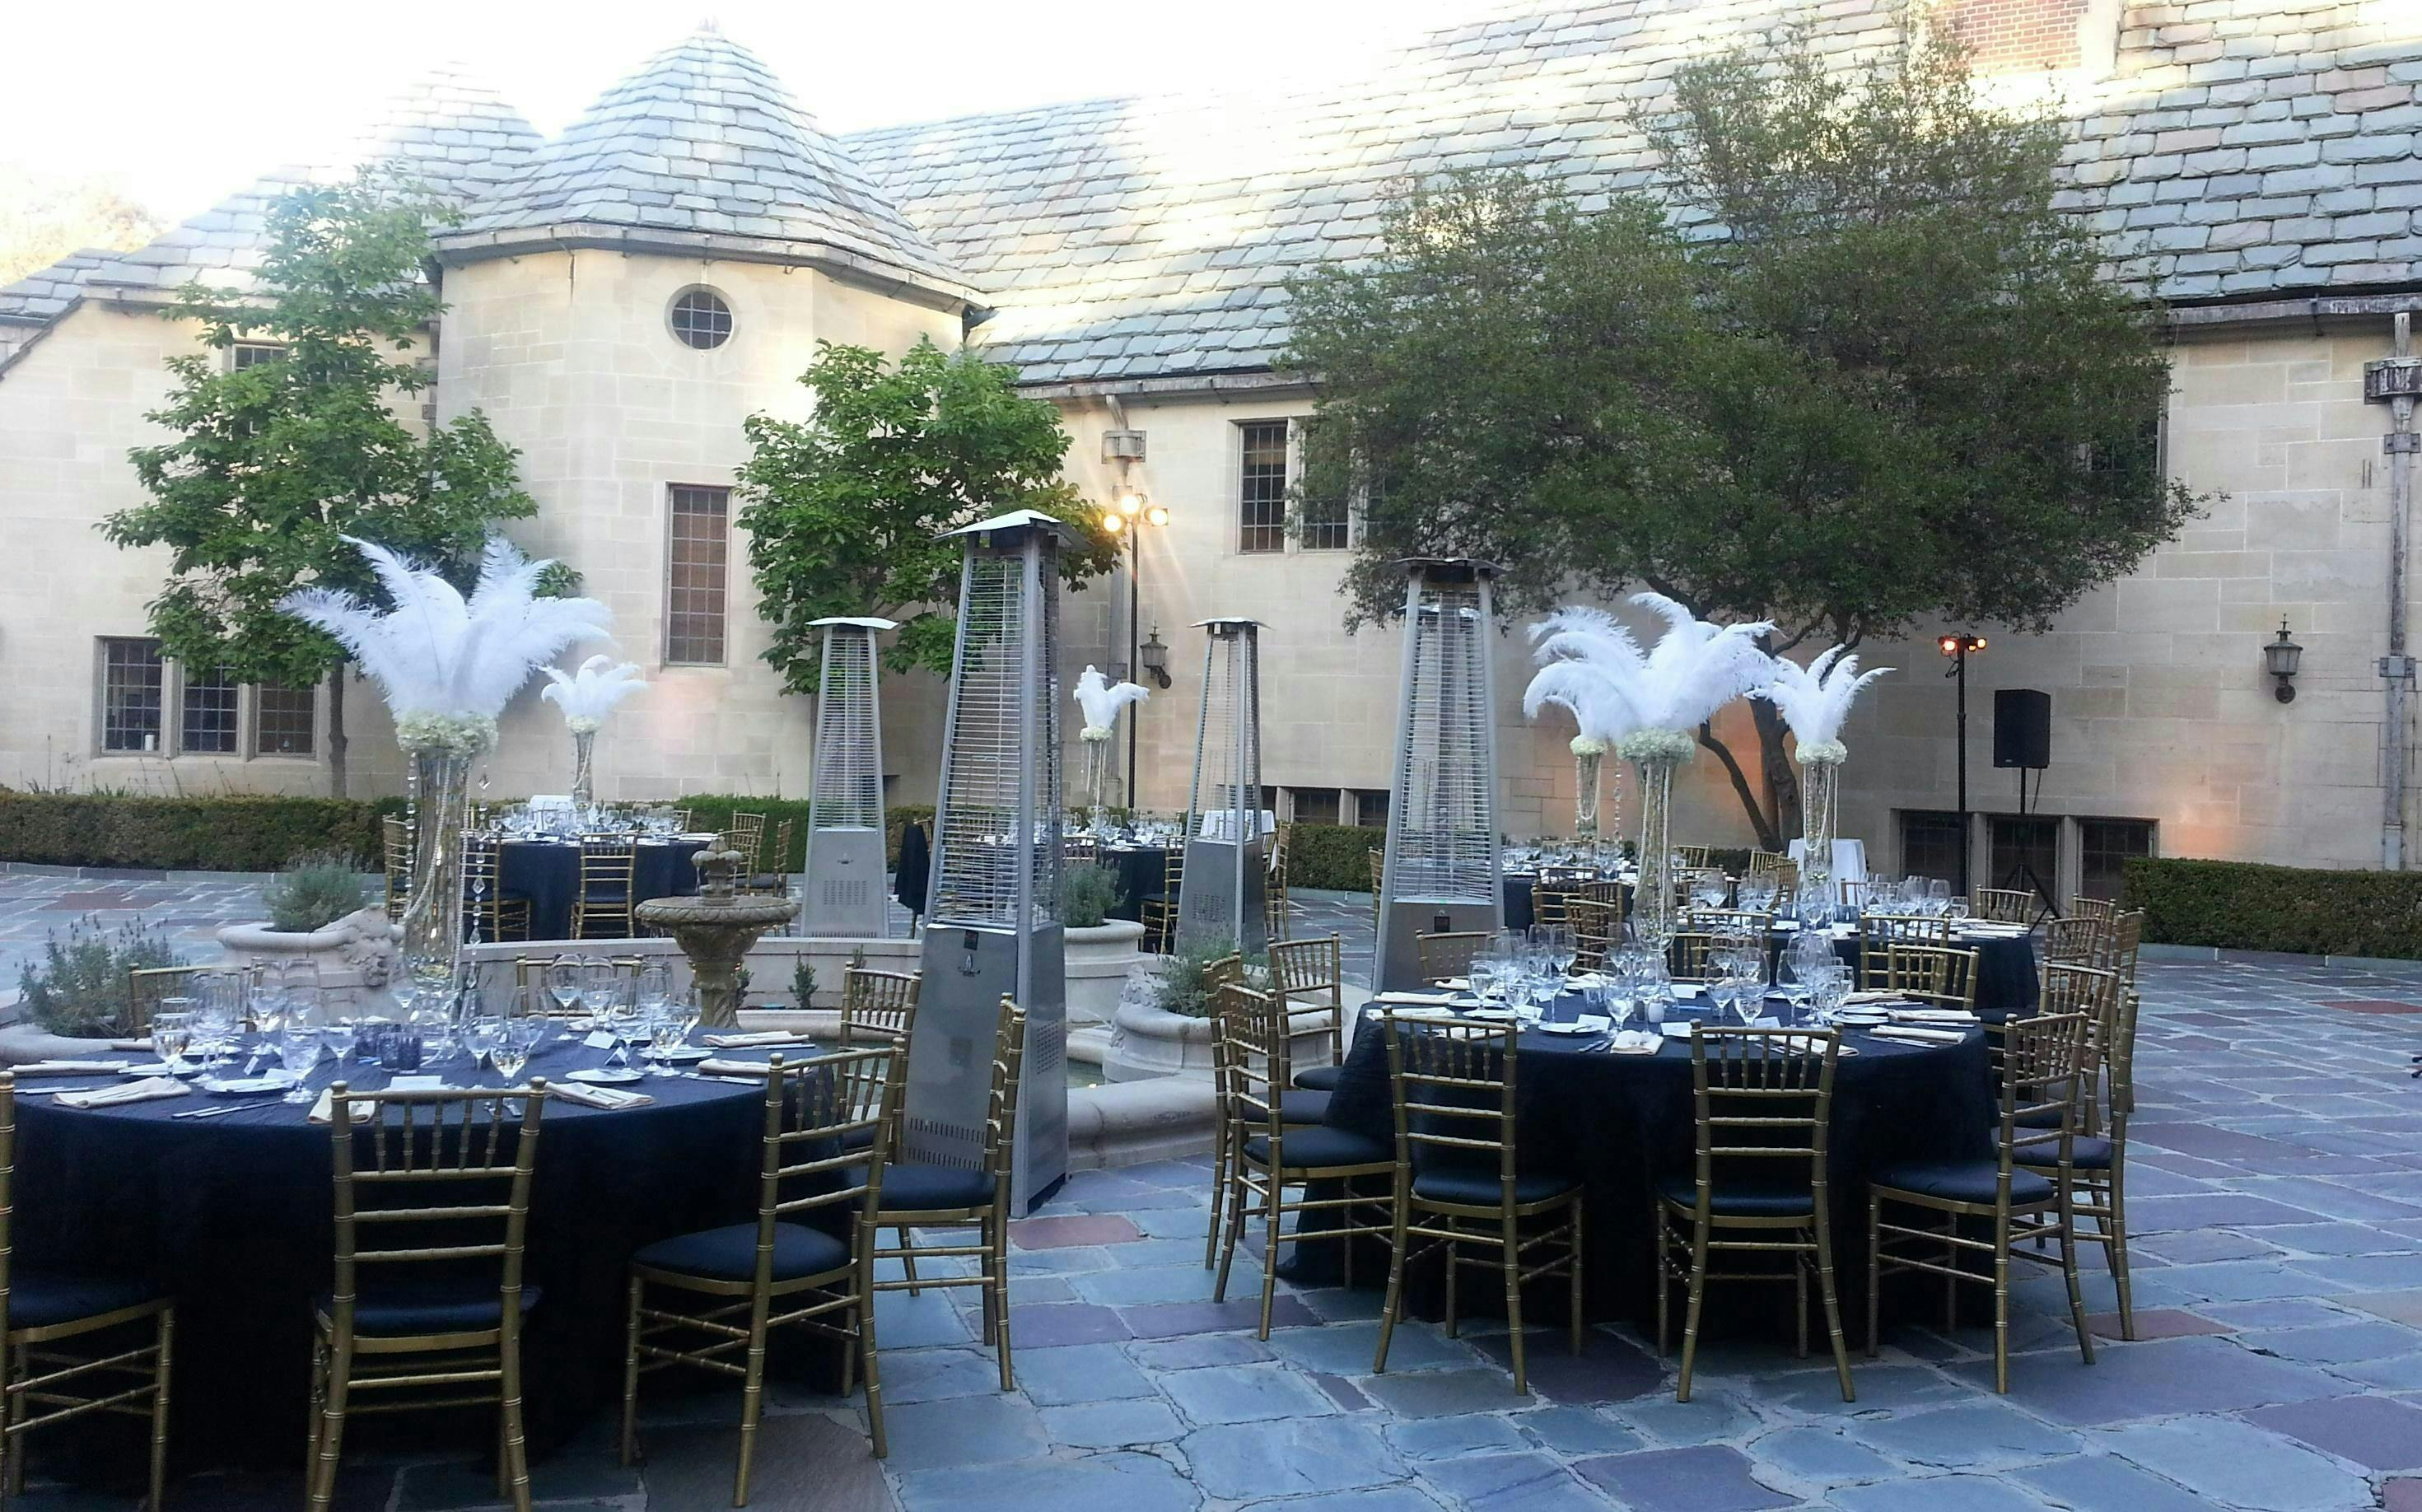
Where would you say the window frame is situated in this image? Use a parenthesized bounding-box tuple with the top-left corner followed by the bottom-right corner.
(252, 681, 318, 758)
(2076, 816, 2155, 903)
(98, 637, 167, 755)
(1235, 418, 1292, 555)
(664, 482, 734, 667)
(667, 286, 735, 352)
(179, 664, 241, 755)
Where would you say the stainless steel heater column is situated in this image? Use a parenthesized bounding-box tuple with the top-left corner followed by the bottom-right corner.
(1175, 618, 1267, 956)
(1374, 559, 1505, 992)
(913, 511, 1071, 1212)
(802, 616, 896, 937)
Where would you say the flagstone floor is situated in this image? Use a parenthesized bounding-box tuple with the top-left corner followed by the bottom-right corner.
(7, 871, 2422, 1510)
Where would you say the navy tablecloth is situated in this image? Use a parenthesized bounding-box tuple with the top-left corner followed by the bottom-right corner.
(1830, 930, 2038, 1020)
(1098, 846, 1170, 924)
(12, 1034, 777, 1472)
(497, 837, 707, 940)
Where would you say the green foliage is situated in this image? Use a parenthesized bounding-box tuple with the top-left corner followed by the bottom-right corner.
(673, 796, 936, 871)
(260, 849, 367, 932)
(1057, 864, 1127, 929)
(791, 955, 819, 1010)
(1150, 936, 1262, 1020)
(0, 792, 404, 870)
(735, 338, 1118, 693)
(2125, 857, 2422, 959)
(16, 916, 186, 1038)
(1286, 33, 2203, 849)
(1284, 824, 1387, 893)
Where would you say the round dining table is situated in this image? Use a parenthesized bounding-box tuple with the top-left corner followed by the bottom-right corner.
(11, 1033, 782, 1472)
(497, 834, 711, 940)
(1286, 996, 1996, 1328)
(1096, 844, 1172, 925)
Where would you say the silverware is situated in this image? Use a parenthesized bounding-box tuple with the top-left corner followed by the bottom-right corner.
(172, 1099, 283, 1119)
(679, 1072, 762, 1085)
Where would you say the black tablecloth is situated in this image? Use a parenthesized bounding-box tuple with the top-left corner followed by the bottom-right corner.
(1827, 929, 2038, 1020)
(1290, 999, 1995, 1326)
(497, 837, 707, 940)
(1099, 846, 1170, 924)
(12, 1034, 773, 1472)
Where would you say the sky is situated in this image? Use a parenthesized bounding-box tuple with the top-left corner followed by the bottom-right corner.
(2, 0, 1493, 223)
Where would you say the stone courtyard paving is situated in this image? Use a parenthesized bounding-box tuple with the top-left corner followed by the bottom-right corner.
(7, 873, 2421, 1510)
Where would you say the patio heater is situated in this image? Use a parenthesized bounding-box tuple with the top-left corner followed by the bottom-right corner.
(914, 510, 1071, 1212)
(801, 616, 896, 937)
(1374, 559, 1505, 992)
(1176, 618, 1268, 955)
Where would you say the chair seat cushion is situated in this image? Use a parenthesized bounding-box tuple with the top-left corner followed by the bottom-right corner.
(2015, 1136, 2113, 1171)
(1873, 1160, 2054, 1207)
(315, 1281, 541, 1337)
(1412, 1160, 1580, 1208)
(1239, 1090, 1332, 1126)
(1242, 1127, 1390, 1171)
(1654, 1169, 1816, 1218)
(862, 1161, 996, 1214)
(579, 888, 630, 903)
(8, 1272, 161, 1333)
(632, 1223, 849, 1285)
(1292, 1064, 1344, 1092)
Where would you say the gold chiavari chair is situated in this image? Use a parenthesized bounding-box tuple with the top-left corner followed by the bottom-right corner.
(1271, 935, 1347, 1092)
(128, 964, 209, 1036)
(1263, 837, 1292, 942)
(840, 968, 922, 1046)
(866, 997, 1024, 1389)
(381, 816, 413, 922)
(2018, 965, 2138, 1338)
(1882, 943, 1980, 1012)
(1837, 877, 1868, 912)
(1199, 954, 1254, 1269)
(1856, 915, 1951, 987)
(1746, 850, 1789, 876)
(1569, 898, 1621, 971)
(1139, 849, 1183, 953)
(673, 808, 698, 834)
(1529, 882, 1577, 930)
(2069, 895, 2120, 925)
(1579, 878, 1627, 910)
(2100, 909, 2144, 987)
(1970, 888, 2036, 925)
(1213, 984, 1394, 1335)
(1668, 931, 1721, 983)
(623, 1046, 906, 1496)
(1655, 1028, 1852, 1402)
(1371, 1011, 1584, 1394)
(1868, 1012, 2097, 1393)
(1416, 931, 1490, 985)
(572, 840, 638, 939)
(1062, 833, 1099, 866)
(462, 833, 532, 944)
(1683, 907, 1774, 936)
(0, 1075, 175, 1510)
(310, 1082, 548, 1512)
(724, 813, 768, 873)
(743, 819, 795, 898)
(510, 955, 644, 1013)
(1767, 859, 1799, 896)
(2042, 916, 2107, 968)
(1675, 846, 1714, 870)
(1368, 849, 1385, 933)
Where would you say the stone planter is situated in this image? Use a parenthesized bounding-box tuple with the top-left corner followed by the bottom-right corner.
(1066, 919, 1146, 1031)
(1105, 997, 1335, 1084)
(216, 906, 399, 1012)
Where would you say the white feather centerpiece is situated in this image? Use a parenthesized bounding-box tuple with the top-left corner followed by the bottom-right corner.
(1752, 646, 1893, 918)
(1073, 665, 1150, 821)
(540, 655, 648, 809)
(1522, 643, 1639, 843)
(1527, 595, 1776, 952)
(280, 535, 612, 977)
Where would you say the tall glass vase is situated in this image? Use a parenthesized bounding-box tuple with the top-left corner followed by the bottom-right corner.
(1799, 758, 1841, 922)
(1631, 757, 1678, 953)
(1573, 749, 1602, 840)
(399, 746, 474, 981)
(1085, 737, 1113, 836)
(570, 728, 597, 810)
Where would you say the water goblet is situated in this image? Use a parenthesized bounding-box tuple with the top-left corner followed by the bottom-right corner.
(490, 1027, 530, 1087)
(461, 1015, 505, 1076)
(152, 1008, 194, 1076)
(547, 955, 583, 1018)
(646, 1010, 686, 1076)
(324, 1018, 359, 1069)
(278, 1002, 322, 1104)
(1927, 879, 1952, 915)
(637, 961, 671, 1016)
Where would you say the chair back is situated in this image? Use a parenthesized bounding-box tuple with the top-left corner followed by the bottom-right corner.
(1682, 1028, 1840, 1215)
(2041, 963, 2123, 1135)
(1213, 982, 1288, 1137)
(1268, 936, 1342, 1066)
(841, 968, 922, 1044)
(1668, 931, 1720, 982)
(324, 1084, 548, 1344)
(1675, 846, 1714, 870)
(0, 1073, 14, 1324)
(2100, 909, 2144, 986)
(1836, 878, 1867, 912)
(1882, 943, 1978, 1010)
(1416, 930, 1489, 984)
(1995, 1012, 2090, 1192)
(1062, 834, 1099, 866)
(1683, 907, 1772, 936)
(1746, 850, 1789, 876)
(1766, 859, 1799, 895)
(982, 998, 1030, 1188)
(2041, 916, 2107, 968)
(1529, 883, 1575, 929)
(1578, 879, 1627, 910)
(382, 817, 413, 921)
(1857, 914, 1949, 985)
(1263, 840, 1292, 941)
(1378, 1010, 1520, 1202)
(673, 808, 697, 834)
(128, 964, 224, 1035)
(579, 840, 637, 893)
(725, 813, 768, 868)
(1161, 847, 1184, 896)
(757, 819, 796, 885)
(2068, 895, 2119, 924)
(1568, 899, 1620, 970)
(1971, 887, 2034, 924)
(754, 1047, 908, 1276)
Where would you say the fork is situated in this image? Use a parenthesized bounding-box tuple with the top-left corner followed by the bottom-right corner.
(173, 1100, 282, 1119)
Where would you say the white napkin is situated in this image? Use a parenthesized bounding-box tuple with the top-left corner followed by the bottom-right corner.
(1869, 1025, 1967, 1045)
(58, 1076, 189, 1110)
(1604, 1030, 1663, 1055)
(15, 1061, 132, 1076)
(551, 1081, 656, 1110)
(703, 1031, 816, 1049)
(1841, 991, 1905, 1006)
(108, 1038, 155, 1052)
(1374, 992, 1461, 1006)
(309, 1087, 375, 1124)
(698, 1058, 777, 1078)
(1659, 1022, 1695, 1038)
(1889, 1008, 1978, 1024)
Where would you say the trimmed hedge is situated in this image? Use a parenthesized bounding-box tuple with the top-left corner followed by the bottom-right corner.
(1286, 823, 1387, 893)
(675, 796, 935, 870)
(0, 793, 406, 871)
(2126, 856, 2422, 959)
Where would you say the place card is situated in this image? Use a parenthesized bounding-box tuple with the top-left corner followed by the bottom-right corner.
(583, 1030, 619, 1050)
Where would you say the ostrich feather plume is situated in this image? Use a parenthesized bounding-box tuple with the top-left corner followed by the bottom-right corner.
(280, 535, 611, 729)
(1074, 665, 1150, 736)
(541, 655, 648, 727)
(1528, 594, 1776, 735)
(1751, 645, 1893, 750)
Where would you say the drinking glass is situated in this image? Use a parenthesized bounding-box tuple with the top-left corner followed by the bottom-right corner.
(1692, 875, 1727, 910)
(1927, 879, 1952, 915)
(646, 1010, 686, 1075)
(637, 961, 671, 1016)
(278, 997, 322, 1103)
(1945, 895, 1971, 923)
(152, 1008, 194, 1075)
(461, 1015, 505, 1075)
(548, 955, 584, 1017)
(489, 1024, 530, 1085)
(580, 956, 621, 1019)
(324, 1018, 359, 1068)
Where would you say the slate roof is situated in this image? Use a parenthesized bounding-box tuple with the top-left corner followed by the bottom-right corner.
(436, 29, 965, 296)
(844, 0, 2422, 388)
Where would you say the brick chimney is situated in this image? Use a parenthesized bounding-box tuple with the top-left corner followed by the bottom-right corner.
(1929, 0, 2118, 74)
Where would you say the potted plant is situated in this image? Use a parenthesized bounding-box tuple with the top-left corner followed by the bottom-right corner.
(216, 850, 397, 1005)
(1104, 936, 1332, 1082)
(1058, 864, 1145, 1030)
(5, 916, 185, 1056)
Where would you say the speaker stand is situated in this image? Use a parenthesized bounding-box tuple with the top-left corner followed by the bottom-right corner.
(2003, 768, 2060, 925)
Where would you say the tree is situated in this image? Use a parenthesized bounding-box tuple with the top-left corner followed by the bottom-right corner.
(1286, 33, 2202, 848)
(0, 166, 162, 286)
(104, 171, 539, 797)
(736, 337, 1116, 692)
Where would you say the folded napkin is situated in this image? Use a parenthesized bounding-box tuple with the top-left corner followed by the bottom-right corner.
(703, 1031, 816, 1049)
(1659, 1021, 1695, 1038)
(58, 1076, 189, 1110)
(15, 1060, 133, 1076)
(1869, 1025, 1967, 1045)
(1841, 991, 1904, 1006)
(1889, 1008, 1978, 1024)
(1962, 924, 2030, 937)
(1603, 1030, 1663, 1055)
(309, 1087, 375, 1124)
(1373, 992, 1462, 1006)
(550, 1081, 656, 1110)
(698, 1058, 777, 1078)
(1436, 978, 1470, 991)
(108, 1038, 155, 1052)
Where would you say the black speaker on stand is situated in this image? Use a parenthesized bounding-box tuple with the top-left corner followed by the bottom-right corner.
(1990, 689, 2056, 918)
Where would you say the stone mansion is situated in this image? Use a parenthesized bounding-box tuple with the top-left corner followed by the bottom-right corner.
(3, 0, 2420, 898)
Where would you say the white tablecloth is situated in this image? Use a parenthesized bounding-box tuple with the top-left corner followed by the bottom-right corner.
(1787, 838, 1869, 886)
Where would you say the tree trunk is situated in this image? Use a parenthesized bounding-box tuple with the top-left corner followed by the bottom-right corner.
(326, 665, 349, 800)
(1697, 723, 1785, 852)
(1751, 698, 1801, 845)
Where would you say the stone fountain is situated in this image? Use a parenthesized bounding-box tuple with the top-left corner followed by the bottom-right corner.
(637, 836, 799, 1029)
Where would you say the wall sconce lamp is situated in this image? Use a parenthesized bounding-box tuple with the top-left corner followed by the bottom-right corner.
(1139, 625, 1172, 688)
(2265, 618, 2303, 702)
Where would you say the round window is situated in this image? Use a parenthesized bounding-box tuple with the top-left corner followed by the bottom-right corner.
(669, 287, 733, 350)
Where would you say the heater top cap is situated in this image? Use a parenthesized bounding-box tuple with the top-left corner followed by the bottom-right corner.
(1396, 557, 1500, 582)
(1192, 617, 1263, 633)
(807, 616, 901, 631)
(938, 509, 1079, 547)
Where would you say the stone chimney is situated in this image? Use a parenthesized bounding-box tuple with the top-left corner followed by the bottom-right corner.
(1927, 0, 2121, 75)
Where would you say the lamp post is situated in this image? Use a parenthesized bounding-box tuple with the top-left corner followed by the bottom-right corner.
(1939, 633, 1986, 897)
(1099, 489, 1172, 812)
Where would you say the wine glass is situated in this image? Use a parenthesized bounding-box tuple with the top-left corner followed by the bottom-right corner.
(152, 1008, 194, 1076)
(580, 956, 620, 1019)
(547, 955, 584, 1018)
(646, 1010, 686, 1076)
(637, 961, 671, 1017)
(461, 1015, 505, 1076)
(324, 1017, 359, 1070)
(278, 995, 322, 1104)
(490, 1022, 531, 1085)
(1927, 879, 1953, 917)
